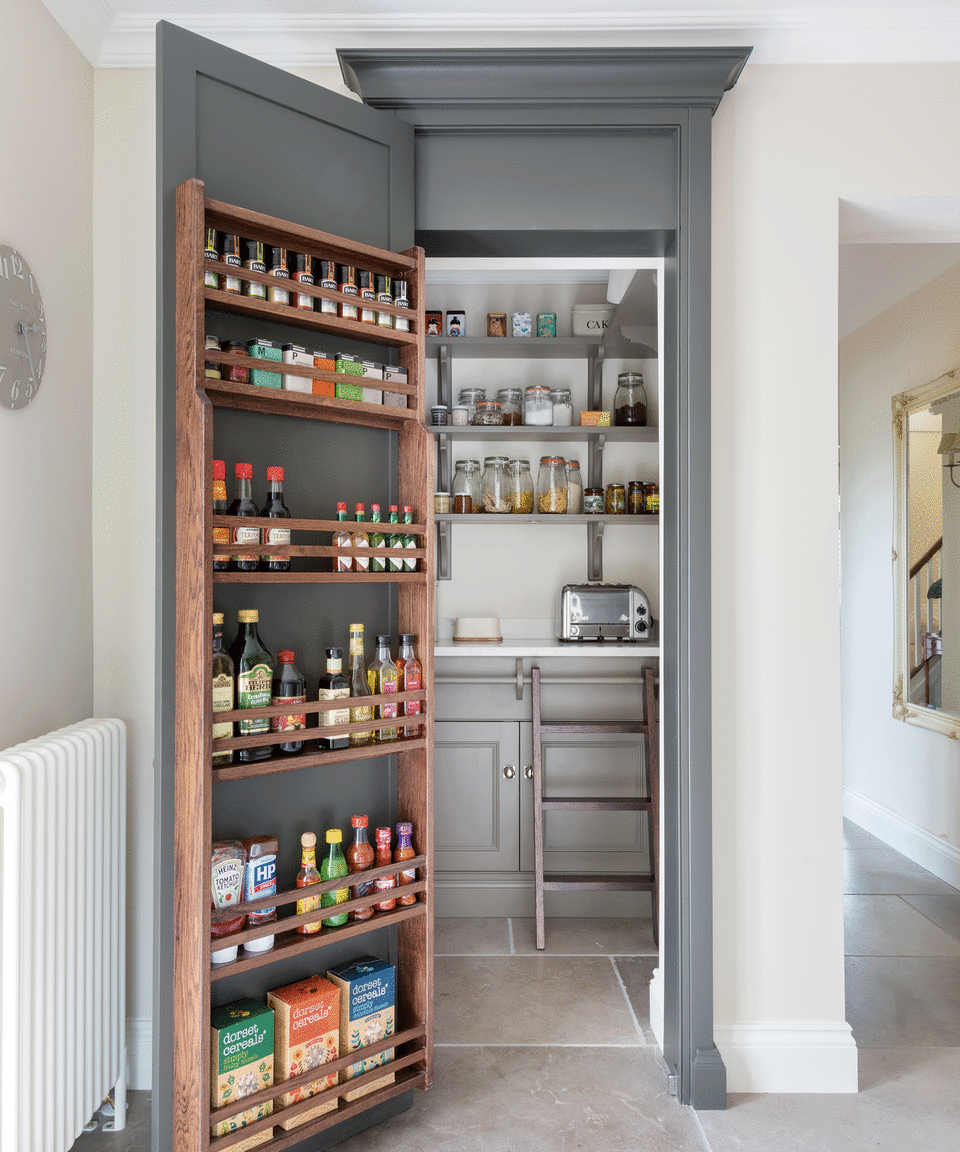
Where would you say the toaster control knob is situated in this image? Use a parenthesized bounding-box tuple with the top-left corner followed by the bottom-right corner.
(636, 603, 647, 616)
(635, 620, 648, 634)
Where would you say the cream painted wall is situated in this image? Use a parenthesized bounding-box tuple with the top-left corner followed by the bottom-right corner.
(91, 67, 157, 1091)
(841, 260, 960, 854)
(713, 62, 960, 1087)
(0, 0, 93, 748)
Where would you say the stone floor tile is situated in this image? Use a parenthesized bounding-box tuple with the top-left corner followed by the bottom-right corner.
(434, 917, 512, 955)
(512, 915, 656, 956)
(696, 1090, 864, 1151)
(857, 1047, 960, 1152)
(612, 955, 658, 1044)
(845, 956, 960, 1046)
(901, 893, 960, 942)
(435, 955, 643, 1046)
(843, 848, 958, 895)
(70, 1091, 151, 1151)
(332, 1045, 706, 1152)
(844, 895, 960, 956)
(842, 819, 885, 851)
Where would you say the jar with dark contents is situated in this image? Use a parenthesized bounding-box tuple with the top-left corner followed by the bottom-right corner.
(584, 487, 604, 514)
(496, 388, 523, 425)
(605, 483, 626, 515)
(644, 483, 660, 514)
(627, 480, 645, 515)
(614, 372, 647, 426)
(452, 460, 481, 514)
(220, 340, 249, 383)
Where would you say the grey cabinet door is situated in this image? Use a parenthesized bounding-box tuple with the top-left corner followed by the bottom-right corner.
(519, 727, 650, 875)
(434, 720, 521, 872)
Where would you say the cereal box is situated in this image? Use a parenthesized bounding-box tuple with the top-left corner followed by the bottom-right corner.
(267, 976, 340, 1130)
(326, 957, 395, 1101)
(382, 364, 408, 409)
(312, 350, 335, 397)
(210, 999, 274, 1150)
(246, 340, 282, 389)
(579, 410, 612, 426)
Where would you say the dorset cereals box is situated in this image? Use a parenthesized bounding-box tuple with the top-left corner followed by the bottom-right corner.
(267, 975, 340, 1130)
(209, 998, 274, 1150)
(326, 956, 395, 1101)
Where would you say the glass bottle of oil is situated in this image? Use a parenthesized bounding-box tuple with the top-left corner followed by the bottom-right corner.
(347, 623, 374, 746)
(211, 612, 234, 766)
(366, 634, 399, 743)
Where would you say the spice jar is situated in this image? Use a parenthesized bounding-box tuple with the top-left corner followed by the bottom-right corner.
(481, 456, 511, 513)
(550, 388, 574, 427)
(584, 487, 604, 514)
(452, 460, 481, 514)
(537, 456, 568, 514)
(524, 385, 553, 426)
(430, 405, 448, 426)
(451, 406, 469, 426)
(644, 483, 660, 514)
(508, 459, 535, 513)
(605, 483, 626, 514)
(204, 335, 222, 379)
(614, 371, 647, 426)
(487, 313, 507, 337)
(564, 460, 584, 513)
(496, 387, 523, 425)
(220, 340, 249, 384)
(474, 399, 503, 426)
(627, 480, 645, 515)
(457, 387, 486, 424)
(434, 492, 451, 514)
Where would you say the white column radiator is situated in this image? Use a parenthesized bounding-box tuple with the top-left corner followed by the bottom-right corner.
(0, 719, 127, 1150)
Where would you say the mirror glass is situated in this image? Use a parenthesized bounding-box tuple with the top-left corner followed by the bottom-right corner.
(893, 367, 960, 736)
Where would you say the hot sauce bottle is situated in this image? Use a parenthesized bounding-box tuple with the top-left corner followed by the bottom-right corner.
(368, 504, 386, 572)
(293, 251, 315, 310)
(320, 829, 350, 927)
(396, 634, 423, 739)
(346, 814, 375, 921)
(227, 462, 260, 572)
(259, 466, 291, 572)
(334, 502, 352, 572)
(212, 459, 230, 571)
(352, 504, 369, 572)
(296, 831, 322, 934)
(395, 821, 417, 906)
(373, 826, 396, 912)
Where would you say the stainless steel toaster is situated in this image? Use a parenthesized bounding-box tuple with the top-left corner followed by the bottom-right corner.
(557, 583, 652, 642)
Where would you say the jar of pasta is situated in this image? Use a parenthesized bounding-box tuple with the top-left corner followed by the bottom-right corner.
(508, 459, 534, 514)
(537, 456, 568, 514)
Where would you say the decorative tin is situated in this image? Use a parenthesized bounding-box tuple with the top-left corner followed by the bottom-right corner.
(446, 310, 465, 337)
(487, 313, 507, 337)
(512, 312, 533, 337)
(536, 313, 557, 338)
(425, 311, 443, 336)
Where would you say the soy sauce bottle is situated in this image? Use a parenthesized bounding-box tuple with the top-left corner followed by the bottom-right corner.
(228, 462, 260, 572)
(259, 466, 291, 572)
(271, 649, 305, 754)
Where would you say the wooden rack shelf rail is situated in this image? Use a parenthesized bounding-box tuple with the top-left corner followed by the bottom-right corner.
(174, 176, 434, 1152)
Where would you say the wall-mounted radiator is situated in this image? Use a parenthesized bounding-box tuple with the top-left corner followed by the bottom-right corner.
(0, 718, 127, 1150)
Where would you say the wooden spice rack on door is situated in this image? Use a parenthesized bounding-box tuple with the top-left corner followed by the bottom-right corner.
(173, 177, 434, 1152)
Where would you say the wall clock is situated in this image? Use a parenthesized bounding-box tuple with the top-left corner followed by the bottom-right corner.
(1, 244, 46, 409)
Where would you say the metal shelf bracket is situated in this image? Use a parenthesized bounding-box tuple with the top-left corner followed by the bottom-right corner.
(587, 519, 605, 583)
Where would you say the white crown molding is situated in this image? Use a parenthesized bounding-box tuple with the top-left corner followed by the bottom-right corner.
(44, 6, 960, 70)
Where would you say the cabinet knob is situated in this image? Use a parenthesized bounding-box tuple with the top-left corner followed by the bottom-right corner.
(503, 765, 516, 780)
(524, 765, 534, 779)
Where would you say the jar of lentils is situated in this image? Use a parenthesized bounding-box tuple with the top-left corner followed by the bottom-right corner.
(537, 456, 568, 514)
(508, 459, 535, 513)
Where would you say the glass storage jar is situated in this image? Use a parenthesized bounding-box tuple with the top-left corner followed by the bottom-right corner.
(605, 483, 626, 515)
(496, 387, 523, 425)
(452, 459, 481, 514)
(550, 388, 574, 427)
(564, 459, 583, 513)
(457, 387, 486, 424)
(507, 459, 534, 514)
(474, 399, 503, 426)
(523, 385, 553, 426)
(537, 456, 568, 514)
(584, 487, 604, 514)
(614, 371, 647, 426)
(481, 456, 511, 513)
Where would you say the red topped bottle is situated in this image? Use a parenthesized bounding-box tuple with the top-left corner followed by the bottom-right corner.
(212, 459, 230, 571)
(259, 465, 291, 571)
(228, 463, 260, 572)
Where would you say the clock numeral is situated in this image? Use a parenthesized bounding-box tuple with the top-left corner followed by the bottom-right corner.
(0, 255, 7, 280)
(10, 377, 19, 403)
(10, 253, 24, 281)
(36, 297, 44, 320)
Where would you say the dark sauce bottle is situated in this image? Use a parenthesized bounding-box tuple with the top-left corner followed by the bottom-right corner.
(259, 466, 291, 572)
(227, 462, 260, 572)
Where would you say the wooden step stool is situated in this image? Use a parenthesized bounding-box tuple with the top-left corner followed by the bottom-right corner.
(531, 664, 659, 950)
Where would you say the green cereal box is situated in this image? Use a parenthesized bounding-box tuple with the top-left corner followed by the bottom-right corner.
(326, 957, 395, 1101)
(246, 340, 282, 389)
(210, 998, 274, 1150)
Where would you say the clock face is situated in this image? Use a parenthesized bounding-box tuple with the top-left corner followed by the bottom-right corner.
(1, 245, 46, 410)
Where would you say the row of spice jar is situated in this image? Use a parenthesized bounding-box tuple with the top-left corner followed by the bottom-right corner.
(203, 228, 410, 329)
(426, 311, 557, 338)
(431, 386, 574, 427)
(443, 458, 658, 516)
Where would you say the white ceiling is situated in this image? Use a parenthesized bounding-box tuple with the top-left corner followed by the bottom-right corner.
(40, 1, 960, 69)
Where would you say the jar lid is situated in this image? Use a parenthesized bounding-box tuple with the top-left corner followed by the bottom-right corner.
(431, 403, 449, 410)
(458, 387, 486, 399)
(476, 399, 502, 410)
(565, 460, 581, 469)
(525, 385, 550, 393)
(205, 335, 220, 349)
(618, 371, 644, 383)
(550, 388, 572, 398)
(585, 487, 603, 495)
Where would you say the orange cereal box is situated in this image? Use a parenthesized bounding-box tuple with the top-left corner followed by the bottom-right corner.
(326, 957, 395, 1101)
(267, 975, 340, 1130)
(209, 999, 273, 1151)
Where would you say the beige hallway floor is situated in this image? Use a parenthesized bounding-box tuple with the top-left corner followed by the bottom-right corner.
(76, 821, 960, 1149)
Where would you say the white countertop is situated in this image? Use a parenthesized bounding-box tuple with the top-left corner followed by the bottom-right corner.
(434, 618, 659, 659)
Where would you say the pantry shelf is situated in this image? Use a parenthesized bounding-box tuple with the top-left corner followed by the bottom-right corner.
(212, 735, 428, 782)
(204, 378, 420, 429)
(213, 571, 429, 584)
(429, 425, 657, 443)
(435, 513, 659, 526)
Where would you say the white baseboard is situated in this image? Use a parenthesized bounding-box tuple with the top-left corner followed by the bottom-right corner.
(648, 965, 664, 1052)
(127, 1017, 152, 1091)
(843, 787, 960, 890)
(714, 1021, 858, 1093)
